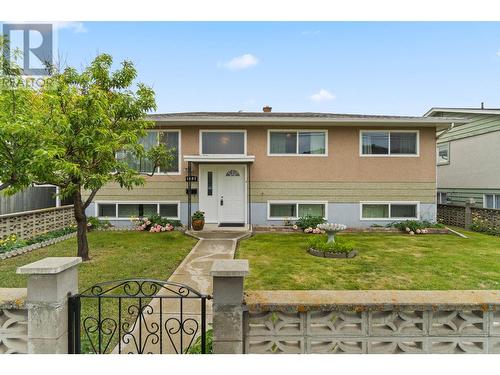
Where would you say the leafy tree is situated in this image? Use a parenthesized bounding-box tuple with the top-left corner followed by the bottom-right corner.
(0, 37, 44, 193)
(33, 54, 172, 261)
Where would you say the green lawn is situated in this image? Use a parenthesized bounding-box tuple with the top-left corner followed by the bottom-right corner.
(0, 230, 197, 353)
(236, 230, 500, 290)
(0, 230, 197, 289)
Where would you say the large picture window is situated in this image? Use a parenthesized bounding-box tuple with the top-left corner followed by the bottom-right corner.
(268, 130, 327, 156)
(117, 130, 180, 174)
(96, 202, 180, 219)
(200, 131, 246, 155)
(360, 202, 419, 220)
(268, 201, 327, 220)
(361, 130, 418, 156)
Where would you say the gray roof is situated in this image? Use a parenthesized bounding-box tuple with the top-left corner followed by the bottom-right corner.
(148, 112, 467, 125)
(424, 107, 500, 117)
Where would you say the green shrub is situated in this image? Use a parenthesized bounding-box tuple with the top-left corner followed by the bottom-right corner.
(87, 216, 112, 230)
(308, 236, 355, 254)
(296, 215, 325, 230)
(390, 220, 444, 232)
(186, 329, 213, 354)
(25, 226, 77, 245)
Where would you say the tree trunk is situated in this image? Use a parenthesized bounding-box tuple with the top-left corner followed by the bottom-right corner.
(73, 190, 90, 261)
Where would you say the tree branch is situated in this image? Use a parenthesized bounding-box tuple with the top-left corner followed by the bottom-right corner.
(83, 188, 99, 209)
(144, 160, 159, 177)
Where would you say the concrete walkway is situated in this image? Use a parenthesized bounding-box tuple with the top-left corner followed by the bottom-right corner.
(117, 231, 249, 354)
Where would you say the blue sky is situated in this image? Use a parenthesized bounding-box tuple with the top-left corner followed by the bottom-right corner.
(50, 22, 500, 115)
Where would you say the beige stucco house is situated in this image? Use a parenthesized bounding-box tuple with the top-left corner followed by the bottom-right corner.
(85, 108, 465, 228)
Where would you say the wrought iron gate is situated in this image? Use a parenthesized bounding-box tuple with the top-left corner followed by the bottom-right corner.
(68, 279, 210, 354)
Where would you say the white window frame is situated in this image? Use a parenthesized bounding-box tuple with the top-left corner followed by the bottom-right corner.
(199, 129, 247, 156)
(359, 130, 420, 157)
(267, 129, 328, 157)
(437, 142, 450, 165)
(437, 192, 448, 204)
(267, 200, 328, 221)
(95, 201, 180, 220)
(483, 194, 500, 209)
(359, 201, 420, 221)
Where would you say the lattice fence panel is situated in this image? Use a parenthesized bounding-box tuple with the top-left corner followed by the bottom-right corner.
(437, 204, 466, 227)
(0, 308, 27, 354)
(0, 205, 75, 240)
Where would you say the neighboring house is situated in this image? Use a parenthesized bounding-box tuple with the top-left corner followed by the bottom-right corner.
(84, 108, 464, 228)
(0, 185, 60, 215)
(425, 107, 500, 208)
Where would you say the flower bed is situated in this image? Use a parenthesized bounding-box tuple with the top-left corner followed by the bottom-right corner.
(307, 235, 358, 259)
(253, 225, 449, 234)
(0, 230, 77, 260)
(344, 227, 449, 234)
(133, 214, 182, 233)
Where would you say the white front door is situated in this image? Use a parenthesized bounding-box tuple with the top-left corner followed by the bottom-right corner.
(199, 164, 246, 224)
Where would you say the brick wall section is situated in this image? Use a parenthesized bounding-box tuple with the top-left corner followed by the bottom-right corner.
(0, 205, 75, 240)
(438, 203, 500, 230)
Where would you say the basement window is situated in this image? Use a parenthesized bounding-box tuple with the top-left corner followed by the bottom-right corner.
(361, 202, 419, 220)
(96, 202, 180, 220)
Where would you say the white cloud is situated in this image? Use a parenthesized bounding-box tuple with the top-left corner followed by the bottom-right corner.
(496, 51, 500, 57)
(309, 89, 335, 102)
(220, 54, 259, 70)
(53, 22, 87, 33)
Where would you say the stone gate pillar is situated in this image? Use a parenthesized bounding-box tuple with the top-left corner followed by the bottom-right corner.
(210, 259, 248, 354)
(17, 257, 81, 354)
